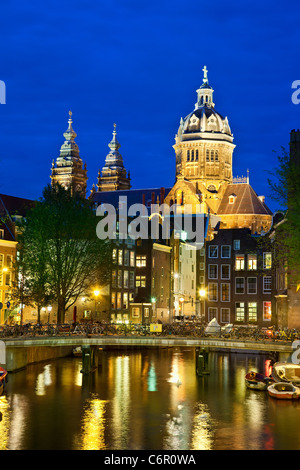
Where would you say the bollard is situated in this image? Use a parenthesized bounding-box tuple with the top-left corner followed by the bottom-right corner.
(196, 348, 210, 377)
(196, 354, 204, 377)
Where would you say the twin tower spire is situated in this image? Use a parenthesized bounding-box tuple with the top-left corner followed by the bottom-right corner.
(50, 114, 131, 197)
(50, 66, 212, 197)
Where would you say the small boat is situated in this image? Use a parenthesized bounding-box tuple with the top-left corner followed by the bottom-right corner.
(73, 347, 82, 357)
(0, 367, 8, 396)
(268, 382, 300, 400)
(272, 362, 300, 386)
(245, 371, 272, 390)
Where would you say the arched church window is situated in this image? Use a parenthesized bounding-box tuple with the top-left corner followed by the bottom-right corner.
(191, 150, 194, 161)
(195, 149, 199, 161)
(210, 150, 214, 161)
(206, 150, 210, 161)
(215, 150, 219, 161)
(187, 150, 190, 161)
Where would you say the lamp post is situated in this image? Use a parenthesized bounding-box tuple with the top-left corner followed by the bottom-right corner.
(47, 305, 52, 323)
(94, 289, 100, 321)
(179, 296, 185, 318)
(151, 297, 156, 321)
(199, 289, 206, 322)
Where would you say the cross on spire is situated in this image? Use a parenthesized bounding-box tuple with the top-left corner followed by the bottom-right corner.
(202, 65, 208, 83)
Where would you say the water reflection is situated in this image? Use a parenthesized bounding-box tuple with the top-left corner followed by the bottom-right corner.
(75, 396, 108, 450)
(2, 350, 300, 450)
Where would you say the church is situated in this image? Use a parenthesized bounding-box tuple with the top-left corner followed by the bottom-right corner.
(51, 66, 273, 235)
(48, 66, 278, 326)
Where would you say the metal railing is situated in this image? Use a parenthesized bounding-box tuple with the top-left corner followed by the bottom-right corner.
(0, 322, 298, 343)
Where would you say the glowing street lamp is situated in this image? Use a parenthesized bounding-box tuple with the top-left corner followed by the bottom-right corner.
(47, 305, 52, 323)
(94, 289, 100, 320)
(199, 289, 206, 320)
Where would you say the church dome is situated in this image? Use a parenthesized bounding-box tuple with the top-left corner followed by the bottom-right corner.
(176, 66, 233, 143)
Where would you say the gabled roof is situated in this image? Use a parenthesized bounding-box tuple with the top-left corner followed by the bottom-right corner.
(92, 188, 172, 211)
(0, 194, 35, 218)
(217, 184, 273, 216)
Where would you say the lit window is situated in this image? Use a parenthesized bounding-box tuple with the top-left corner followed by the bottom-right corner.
(248, 302, 257, 322)
(235, 302, 245, 322)
(117, 292, 122, 309)
(111, 292, 116, 309)
(130, 251, 135, 267)
(132, 307, 140, 318)
(221, 283, 230, 302)
(136, 276, 146, 288)
(118, 250, 123, 266)
(144, 307, 150, 318)
(123, 292, 128, 309)
(263, 252, 272, 269)
(263, 301, 272, 321)
(208, 283, 218, 301)
(136, 255, 146, 267)
(247, 254, 257, 270)
(235, 255, 245, 270)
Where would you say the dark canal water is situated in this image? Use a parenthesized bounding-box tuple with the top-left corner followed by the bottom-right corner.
(0, 347, 299, 450)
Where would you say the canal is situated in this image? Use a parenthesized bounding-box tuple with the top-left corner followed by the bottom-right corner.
(0, 347, 299, 450)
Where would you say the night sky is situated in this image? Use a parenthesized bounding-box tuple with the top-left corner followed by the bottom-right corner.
(1, 0, 300, 212)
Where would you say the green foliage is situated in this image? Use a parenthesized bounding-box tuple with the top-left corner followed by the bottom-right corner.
(268, 148, 300, 281)
(14, 184, 111, 323)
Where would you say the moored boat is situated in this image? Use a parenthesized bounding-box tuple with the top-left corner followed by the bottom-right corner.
(0, 367, 8, 396)
(73, 347, 82, 357)
(245, 371, 272, 390)
(272, 362, 300, 386)
(267, 382, 300, 400)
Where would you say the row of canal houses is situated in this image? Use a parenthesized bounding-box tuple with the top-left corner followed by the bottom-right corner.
(0, 186, 289, 329)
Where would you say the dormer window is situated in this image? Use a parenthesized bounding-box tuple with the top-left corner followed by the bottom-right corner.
(229, 194, 237, 204)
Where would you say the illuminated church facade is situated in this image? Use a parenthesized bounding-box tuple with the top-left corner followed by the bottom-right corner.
(48, 67, 277, 326)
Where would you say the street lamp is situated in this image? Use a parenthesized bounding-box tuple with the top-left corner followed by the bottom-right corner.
(47, 305, 52, 323)
(199, 289, 206, 321)
(94, 289, 100, 321)
(179, 297, 185, 317)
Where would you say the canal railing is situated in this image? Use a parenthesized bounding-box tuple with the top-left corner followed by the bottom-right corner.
(1, 334, 294, 372)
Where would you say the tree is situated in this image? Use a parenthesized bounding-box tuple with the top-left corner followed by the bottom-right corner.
(16, 184, 111, 324)
(268, 147, 300, 284)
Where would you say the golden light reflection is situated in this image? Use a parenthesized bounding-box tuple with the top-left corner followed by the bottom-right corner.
(78, 397, 108, 450)
(7, 394, 28, 450)
(0, 395, 10, 450)
(190, 403, 214, 450)
(35, 364, 52, 396)
(111, 355, 130, 448)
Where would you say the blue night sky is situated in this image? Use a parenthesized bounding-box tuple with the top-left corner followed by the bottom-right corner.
(0, 0, 300, 212)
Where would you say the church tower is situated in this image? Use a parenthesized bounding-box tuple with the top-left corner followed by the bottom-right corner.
(50, 111, 87, 197)
(97, 124, 131, 192)
(173, 66, 235, 212)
